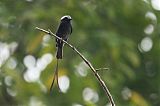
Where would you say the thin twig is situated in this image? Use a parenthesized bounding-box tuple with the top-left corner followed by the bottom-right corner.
(96, 68, 109, 72)
(35, 27, 115, 106)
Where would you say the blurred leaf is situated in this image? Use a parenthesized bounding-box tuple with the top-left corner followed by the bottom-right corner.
(26, 33, 43, 53)
(131, 91, 150, 106)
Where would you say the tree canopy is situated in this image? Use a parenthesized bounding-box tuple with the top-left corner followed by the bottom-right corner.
(0, 0, 160, 106)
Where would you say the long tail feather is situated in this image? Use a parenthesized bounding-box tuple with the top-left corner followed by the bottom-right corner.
(56, 60, 61, 92)
(50, 59, 61, 92)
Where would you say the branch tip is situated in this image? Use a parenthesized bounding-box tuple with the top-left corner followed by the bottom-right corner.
(96, 68, 109, 72)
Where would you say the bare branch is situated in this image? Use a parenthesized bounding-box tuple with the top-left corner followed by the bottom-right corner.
(35, 27, 115, 106)
(96, 68, 109, 72)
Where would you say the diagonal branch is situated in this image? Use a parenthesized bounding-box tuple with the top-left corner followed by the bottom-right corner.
(35, 27, 115, 106)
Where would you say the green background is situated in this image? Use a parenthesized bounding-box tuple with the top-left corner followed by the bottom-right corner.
(0, 0, 160, 106)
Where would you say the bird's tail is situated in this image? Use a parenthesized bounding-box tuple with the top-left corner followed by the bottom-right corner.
(50, 59, 61, 92)
(56, 46, 63, 59)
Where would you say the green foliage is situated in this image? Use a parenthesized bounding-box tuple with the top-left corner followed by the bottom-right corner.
(0, 0, 160, 106)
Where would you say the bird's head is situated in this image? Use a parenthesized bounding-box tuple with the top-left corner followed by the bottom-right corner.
(61, 15, 72, 22)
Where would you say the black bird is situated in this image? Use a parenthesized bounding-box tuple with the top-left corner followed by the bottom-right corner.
(50, 15, 72, 92)
(56, 15, 72, 59)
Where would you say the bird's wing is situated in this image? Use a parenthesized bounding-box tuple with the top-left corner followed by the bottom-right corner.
(56, 22, 65, 36)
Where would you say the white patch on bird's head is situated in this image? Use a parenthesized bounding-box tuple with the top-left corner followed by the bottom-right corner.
(61, 15, 72, 21)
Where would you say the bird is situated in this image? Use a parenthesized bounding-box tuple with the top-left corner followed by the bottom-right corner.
(50, 15, 72, 92)
(56, 15, 72, 59)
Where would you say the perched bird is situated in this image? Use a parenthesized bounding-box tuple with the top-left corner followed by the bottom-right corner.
(50, 15, 72, 92)
(56, 15, 72, 59)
